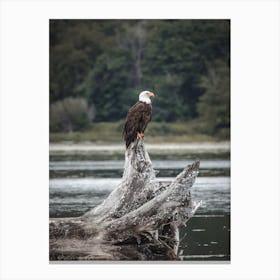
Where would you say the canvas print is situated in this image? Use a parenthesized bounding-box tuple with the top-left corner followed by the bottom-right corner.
(49, 19, 230, 261)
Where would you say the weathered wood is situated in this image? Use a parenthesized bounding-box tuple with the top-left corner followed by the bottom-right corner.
(49, 140, 201, 260)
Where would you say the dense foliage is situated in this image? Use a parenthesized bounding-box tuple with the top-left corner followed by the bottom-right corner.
(50, 20, 230, 136)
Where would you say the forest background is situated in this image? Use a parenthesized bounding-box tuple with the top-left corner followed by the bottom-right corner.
(49, 19, 230, 143)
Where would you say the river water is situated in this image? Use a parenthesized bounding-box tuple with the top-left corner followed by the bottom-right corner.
(49, 143, 230, 261)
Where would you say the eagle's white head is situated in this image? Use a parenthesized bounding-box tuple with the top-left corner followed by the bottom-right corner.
(139, 90, 155, 104)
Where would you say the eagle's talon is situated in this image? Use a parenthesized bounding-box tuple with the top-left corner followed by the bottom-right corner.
(137, 132, 143, 140)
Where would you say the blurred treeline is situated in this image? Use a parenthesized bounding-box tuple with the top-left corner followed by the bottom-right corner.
(50, 20, 230, 137)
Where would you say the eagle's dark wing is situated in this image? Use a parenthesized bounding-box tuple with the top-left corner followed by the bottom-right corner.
(123, 101, 152, 148)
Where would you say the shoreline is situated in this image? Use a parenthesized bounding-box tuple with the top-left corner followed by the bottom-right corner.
(50, 141, 230, 154)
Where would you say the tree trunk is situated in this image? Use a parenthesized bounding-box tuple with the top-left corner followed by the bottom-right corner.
(49, 140, 201, 261)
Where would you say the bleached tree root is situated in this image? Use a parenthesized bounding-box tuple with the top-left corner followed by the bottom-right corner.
(49, 140, 201, 261)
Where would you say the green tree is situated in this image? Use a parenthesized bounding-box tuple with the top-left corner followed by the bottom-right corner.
(142, 20, 230, 120)
(49, 19, 230, 134)
(197, 60, 230, 136)
(50, 97, 92, 132)
(50, 20, 116, 103)
(83, 50, 135, 121)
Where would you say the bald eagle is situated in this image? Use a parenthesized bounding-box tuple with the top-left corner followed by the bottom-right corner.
(123, 90, 155, 148)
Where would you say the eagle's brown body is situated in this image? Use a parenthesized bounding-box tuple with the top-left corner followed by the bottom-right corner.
(123, 101, 152, 148)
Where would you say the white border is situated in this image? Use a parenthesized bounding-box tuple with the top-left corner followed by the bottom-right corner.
(1, 0, 279, 279)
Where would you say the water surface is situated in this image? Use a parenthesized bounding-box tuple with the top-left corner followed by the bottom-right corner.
(49, 145, 230, 261)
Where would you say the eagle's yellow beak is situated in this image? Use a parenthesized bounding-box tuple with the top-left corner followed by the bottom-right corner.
(148, 92, 155, 97)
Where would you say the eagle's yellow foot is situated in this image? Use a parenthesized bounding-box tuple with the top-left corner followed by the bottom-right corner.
(137, 132, 143, 140)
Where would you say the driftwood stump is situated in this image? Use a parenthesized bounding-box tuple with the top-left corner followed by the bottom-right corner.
(49, 140, 201, 261)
